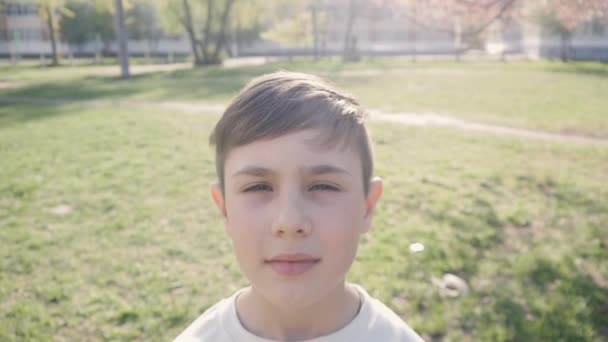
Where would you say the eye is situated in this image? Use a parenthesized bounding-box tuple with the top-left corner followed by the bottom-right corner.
(309, 183, 340, 192)
(242, 183, 272, 192)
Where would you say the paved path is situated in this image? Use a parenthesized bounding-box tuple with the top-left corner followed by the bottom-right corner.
(371, 111, 608, 145)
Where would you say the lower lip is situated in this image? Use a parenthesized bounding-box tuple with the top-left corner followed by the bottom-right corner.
(267, 260, 319, 276)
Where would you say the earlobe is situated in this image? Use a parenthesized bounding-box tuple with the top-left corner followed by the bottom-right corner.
(210, 183, 228, 219)
(362, 177, 383, 233)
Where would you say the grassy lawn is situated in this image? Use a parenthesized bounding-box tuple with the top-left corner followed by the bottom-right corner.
(1, 61, 608, 341)
(1, 59, 608, 137)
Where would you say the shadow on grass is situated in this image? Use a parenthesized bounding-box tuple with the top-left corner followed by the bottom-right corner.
(399, 171, 607, 290)
(544, 62, 608, 79)
(0, 61, 378, 129)
(0, 102, 77, 129)
(511, 257, 607, 340)
(0, 64, 294, 127)
(2, 78, 141, 101)
(0, 60, 381, 109)
(473, 255, 608, 341)
(1, 66, 265, 104)
(516, 173, 608, 216)
(401, 186, 504, 279)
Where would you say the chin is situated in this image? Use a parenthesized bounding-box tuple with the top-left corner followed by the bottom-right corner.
(258, 280, 329, 309)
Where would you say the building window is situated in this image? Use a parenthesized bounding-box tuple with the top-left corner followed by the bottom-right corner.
(4, 3, 37, 16)
(26, 4, 38, 15)
(6, 4, 17, 15)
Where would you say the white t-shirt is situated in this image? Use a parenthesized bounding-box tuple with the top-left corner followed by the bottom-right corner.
(174, 284, 423, 342)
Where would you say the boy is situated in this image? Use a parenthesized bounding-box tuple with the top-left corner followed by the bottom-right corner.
(175, 72, 423, 341)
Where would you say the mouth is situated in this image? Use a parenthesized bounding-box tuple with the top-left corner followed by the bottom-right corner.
(265, 253, 321, 276)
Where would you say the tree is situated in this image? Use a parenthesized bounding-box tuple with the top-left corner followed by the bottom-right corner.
(229, 0, 268, 57)
(261, 10, 313, 48)
(384, 0, 520, 51)
(259, 0, 334, 60)
(60, 0, 133, 71)
(60, 0, 115, 47)
(530, 0, 608, 61)
(342, 0, 360, 62)
(160, 0, 236, 66)
(127, 0, 164, 41)
(114, 0, 129, 78)
(37, 0, 73, 65)
(310, 1, 319, 60)
(126, 0, 165, 61)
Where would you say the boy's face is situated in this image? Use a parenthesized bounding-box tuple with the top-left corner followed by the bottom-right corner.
(211, 129, 383, 309)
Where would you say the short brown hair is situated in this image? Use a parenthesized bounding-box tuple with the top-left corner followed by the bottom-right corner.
(210, 71, 374, 194)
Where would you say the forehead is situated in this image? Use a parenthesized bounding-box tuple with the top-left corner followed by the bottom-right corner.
(224, 129, 362, 177)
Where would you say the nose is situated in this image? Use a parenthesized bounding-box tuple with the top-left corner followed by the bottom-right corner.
(271, 192, 312, 238)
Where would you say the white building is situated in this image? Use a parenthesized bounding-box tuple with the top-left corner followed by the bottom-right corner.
(1, 0, 606, 61)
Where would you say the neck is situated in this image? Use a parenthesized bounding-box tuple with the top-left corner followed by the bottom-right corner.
(236, 282, 361, 341)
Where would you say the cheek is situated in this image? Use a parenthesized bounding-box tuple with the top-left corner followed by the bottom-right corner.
(224, 197, 270, 255)
(225, 194, 270, 230)
(319, 192, 365, 228)
(315, 196, 365, 256)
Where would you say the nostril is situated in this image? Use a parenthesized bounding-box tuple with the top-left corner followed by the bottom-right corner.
(273, 224, 309, 236)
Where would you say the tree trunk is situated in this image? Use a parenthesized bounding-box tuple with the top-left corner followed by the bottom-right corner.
(453, 17, 462, 62)
(187, 30, 201, 65)
(114, 0, 130, 78)
(45, 6, 59, 66)
(311, 3, 319, 61)
(209, 0, 235, 64)
(560, 31, 571, 62)
(409, 28, 417, 62)
(342, 0, 357, 62)
(200, 0, 214, 63)
(235, 18, 241, 57)
(499, 18, 506, 62)
(409, 8, 417, 63)
(181, 0, 202, 65)
(223, 13, 234, 58)
(224, 40, 234, 58)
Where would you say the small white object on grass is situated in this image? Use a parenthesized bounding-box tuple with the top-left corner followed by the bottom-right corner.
(409, 242, 425, 253)
(48, 204, 72, 216)
(431, 273, 470, 298)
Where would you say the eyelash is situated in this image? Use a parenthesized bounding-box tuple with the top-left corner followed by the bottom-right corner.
(309, 183, 340, 192)
(242, 183, 340, 193)
(243, 183, 272, 192)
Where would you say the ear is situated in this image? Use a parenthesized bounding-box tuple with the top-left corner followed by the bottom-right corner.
(210, 182, 228, 220)
(362, 177, 383, 233)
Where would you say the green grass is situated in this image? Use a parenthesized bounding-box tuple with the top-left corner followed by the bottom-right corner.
(1, 60, 608, 341)
(2, 58, 608, 137)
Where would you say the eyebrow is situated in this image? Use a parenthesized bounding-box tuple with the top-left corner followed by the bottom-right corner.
(231, 164, 351, 178)
(231, 166, 276, 178)
(306, 164, 351, 176)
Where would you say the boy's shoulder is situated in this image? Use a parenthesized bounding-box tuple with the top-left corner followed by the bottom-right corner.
(352, 284, 424, 341)
(172, 294, 233, 342)
(174, 285, 424, 342)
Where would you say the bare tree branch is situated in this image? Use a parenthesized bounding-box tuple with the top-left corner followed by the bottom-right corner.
(211, 0, 236, 62)
(201, 0, 214, 59)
